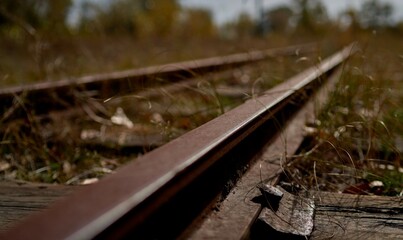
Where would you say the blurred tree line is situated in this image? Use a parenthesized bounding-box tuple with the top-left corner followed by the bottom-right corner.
(0, 0, 219, 82)
(0, 0, 402, 84)
(0, 0, 217, 41)
(226, 0, 402, 38)
(1, 0, 402, 43)
(0, 0, 71, 40)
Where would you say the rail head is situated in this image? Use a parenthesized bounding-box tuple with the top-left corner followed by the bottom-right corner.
(1, 43, 359, 240)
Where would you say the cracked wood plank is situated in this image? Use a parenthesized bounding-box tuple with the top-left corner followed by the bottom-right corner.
(309, 191, 403, 239)
(0, 181, 76, 231)
(251, 189, 402, 239)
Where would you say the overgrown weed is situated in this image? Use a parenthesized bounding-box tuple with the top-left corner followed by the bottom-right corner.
(0, 47, 317, 184)
(0, 36, 337, 190)
(280, 36, 402, 196)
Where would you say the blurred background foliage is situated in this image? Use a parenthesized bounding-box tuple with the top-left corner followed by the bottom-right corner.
(0, 0, 402, 85)
(1, 0, 402, 41)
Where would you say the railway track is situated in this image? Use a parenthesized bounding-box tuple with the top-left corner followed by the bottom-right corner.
(2, 43, 390, 239)
(0, 43, 315, 120)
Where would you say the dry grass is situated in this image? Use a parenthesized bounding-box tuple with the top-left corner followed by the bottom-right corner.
(0, 44, 317, 184)
(0, 35, 300, 87)
(278, 34, 403, 196)
(1, 27, 401, 191)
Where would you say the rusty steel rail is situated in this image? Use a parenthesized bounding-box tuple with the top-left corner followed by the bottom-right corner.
(0, 43, 315, 117)
(1, 43, 358, 239)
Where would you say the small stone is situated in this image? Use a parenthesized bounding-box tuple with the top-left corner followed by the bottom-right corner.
(0, 161, 11, 172)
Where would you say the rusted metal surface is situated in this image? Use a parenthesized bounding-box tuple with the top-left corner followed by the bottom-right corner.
(188, 61, 347, 239)
(1, 44, 357, 239)
(0, 43, 315, 117)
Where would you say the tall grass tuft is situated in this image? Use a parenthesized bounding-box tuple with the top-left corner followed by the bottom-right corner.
(280, 37, 402, 196)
